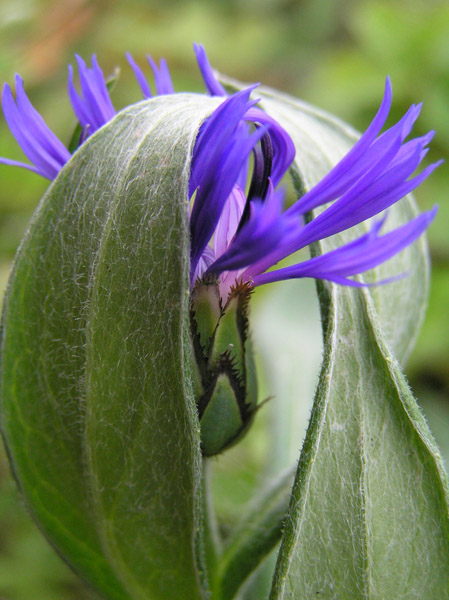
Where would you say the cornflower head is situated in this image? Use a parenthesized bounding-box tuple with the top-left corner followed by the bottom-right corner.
(0, 45, 439, 455)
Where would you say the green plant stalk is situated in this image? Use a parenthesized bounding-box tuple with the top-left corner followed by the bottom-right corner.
(215, 467, 294, 600)
(202, 460, 222, 593)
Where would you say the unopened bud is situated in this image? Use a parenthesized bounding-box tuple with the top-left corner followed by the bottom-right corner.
(190, 280, 258, 456)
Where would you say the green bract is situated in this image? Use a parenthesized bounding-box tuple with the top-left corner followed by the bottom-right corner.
(191, 280, 258, 456)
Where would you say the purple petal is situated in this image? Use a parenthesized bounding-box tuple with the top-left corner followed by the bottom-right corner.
(253, 207, 437, 286)
(208, 188, 298, 275)
(296, 155, 440, 251)
(126, 52, 153, 98)
(244, 107, 295, 187)
(14, 75, 70, 166)
(0, 156, 40, 174)
(378, 131, 434, 177)
(146, 55, 174, 95)
(68, 55, 115, 133)
(190, 86, 258, 196)
(191, 123, 268, 278)
(288, 77, 394, 215)
(1, 80, 69, 179)
(68, 64, 91, 127)
(192, 40, 296, 190)
(246, 129, 408, 276)
(75, 55, 109, 128)
(92, 55, 116, 112)
(213, 184, 246, 258)
(193, 245, 215, 282)
(193, 43, 227, 96)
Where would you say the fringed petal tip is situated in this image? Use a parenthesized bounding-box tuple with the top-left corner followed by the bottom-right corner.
(126, 52, 152, 98)
(251, 206, 437, 288)
(145, 54, 174, 95)
(1, 76, 70, 179)
(193, 42, 227, 97)
(68, 54, 116, 133)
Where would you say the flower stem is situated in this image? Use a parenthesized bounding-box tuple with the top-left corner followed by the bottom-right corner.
(202, 459, 222, 594)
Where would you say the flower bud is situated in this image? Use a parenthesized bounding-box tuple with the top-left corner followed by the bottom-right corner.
(190, 280, 258, 456)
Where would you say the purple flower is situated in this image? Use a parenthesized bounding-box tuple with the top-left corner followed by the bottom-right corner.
(0, 74, 71, 179)
(199, 81, 439, 296)
(68, 54, 116, 138)
(0, 46, 438, 296)
(126, 52, 174, 97)
(1, 55, 117, 178)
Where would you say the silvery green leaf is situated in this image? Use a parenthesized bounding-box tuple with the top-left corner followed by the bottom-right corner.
(250, 86, 449, 599)
(1, 94, 221, 600)
(271, 283, 449, 599)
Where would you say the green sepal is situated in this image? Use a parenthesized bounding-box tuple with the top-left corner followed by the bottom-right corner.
(67, 122, 84, 154)
(105, 66, 121, 93)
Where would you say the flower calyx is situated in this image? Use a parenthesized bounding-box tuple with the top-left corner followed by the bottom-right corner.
(190, 278, 258, 456)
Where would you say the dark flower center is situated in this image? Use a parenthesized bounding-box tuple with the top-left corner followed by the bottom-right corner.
(237, 130, 273, 233)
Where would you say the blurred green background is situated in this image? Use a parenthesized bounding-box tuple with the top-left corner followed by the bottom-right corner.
(0, 0, 448, 598)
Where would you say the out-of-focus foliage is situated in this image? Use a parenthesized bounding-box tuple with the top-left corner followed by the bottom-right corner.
(0, 0, 448, 598)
